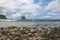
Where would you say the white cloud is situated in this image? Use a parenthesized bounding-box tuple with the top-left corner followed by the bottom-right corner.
(43, 16, 51, 18)
(46, 0, 60, 11)
(0, 0, 43, 19)
(0, 0, 60, 19)
(0, 0, 5, 4)
(43, 0, 60, 19)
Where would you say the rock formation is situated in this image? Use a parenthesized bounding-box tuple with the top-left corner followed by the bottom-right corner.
(0, 15, 7, 19)
(21, 16, 26, 20)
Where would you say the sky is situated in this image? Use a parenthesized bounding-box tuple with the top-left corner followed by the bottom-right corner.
(0, 0, 60, 20)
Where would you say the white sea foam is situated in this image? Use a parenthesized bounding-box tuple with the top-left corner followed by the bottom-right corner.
(0, 21, 60, 28)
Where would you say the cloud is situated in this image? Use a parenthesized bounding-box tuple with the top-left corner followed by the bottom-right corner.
(44, 0, 60, 19)
(0, 6, 13, 15)
(0, 0, 43, 19)
(0, 0, 60, 19)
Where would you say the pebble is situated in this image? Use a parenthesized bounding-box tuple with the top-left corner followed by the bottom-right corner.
(0, 26, 60, 40)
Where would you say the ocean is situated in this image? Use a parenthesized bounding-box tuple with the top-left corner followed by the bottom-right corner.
(0, 21, 60, 28)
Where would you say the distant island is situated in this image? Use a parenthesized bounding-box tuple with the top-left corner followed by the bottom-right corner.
(0, 15, 7, 19)
(21, 15, 26, 20)
(17, 16, 60, 22)
(0, 15, 60, 22)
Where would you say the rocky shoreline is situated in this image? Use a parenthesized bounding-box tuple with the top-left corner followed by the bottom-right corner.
(0, 26, 60, 40)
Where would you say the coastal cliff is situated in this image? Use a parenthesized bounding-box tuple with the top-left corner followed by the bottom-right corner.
(0, 15, 7, 19)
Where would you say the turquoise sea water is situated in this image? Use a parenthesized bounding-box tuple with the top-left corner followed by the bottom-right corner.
(0, 21, 60, 27)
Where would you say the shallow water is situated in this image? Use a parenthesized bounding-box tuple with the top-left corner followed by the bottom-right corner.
(0, 21, 60, 27)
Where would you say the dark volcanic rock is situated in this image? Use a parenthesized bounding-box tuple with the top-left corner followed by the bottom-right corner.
(0, 15, 7, 19)
(21, 16, 26, 20)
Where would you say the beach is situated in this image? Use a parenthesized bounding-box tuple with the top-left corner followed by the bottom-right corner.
(0, 21, 60, 40)
(0, 26, 60, 40)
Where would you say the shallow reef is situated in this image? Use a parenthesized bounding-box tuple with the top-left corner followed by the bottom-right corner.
(0, 26, 60, 40)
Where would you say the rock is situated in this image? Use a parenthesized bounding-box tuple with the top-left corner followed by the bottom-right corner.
(0, 15, 7, 19)
(0, 26, 60, 40)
